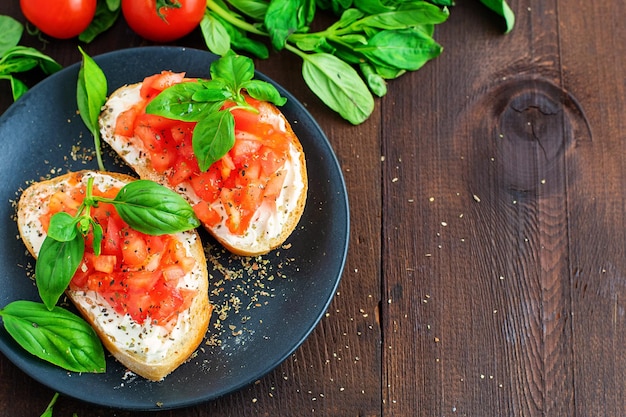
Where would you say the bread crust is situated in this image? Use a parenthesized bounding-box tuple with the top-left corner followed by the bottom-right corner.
(16, 170, 211, 381)
(100, 82, 307, 256)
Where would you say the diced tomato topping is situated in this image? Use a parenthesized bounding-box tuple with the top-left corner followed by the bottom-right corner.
(140, 71, 186, 99)
(115, 106, 140, 137)
(121, 229, 149, 267)
(193, 201, 222, 227)
(40, 172, 197, 327)
(92, 254, 117, 274)
(169, 160, 194, 186)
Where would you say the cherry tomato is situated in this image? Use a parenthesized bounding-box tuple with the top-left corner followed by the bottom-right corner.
(122, 0, 206, 42)
(20, 0, 97, 39)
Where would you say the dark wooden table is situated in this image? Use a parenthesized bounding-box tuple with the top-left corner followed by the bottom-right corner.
(2, 1, 626, 416)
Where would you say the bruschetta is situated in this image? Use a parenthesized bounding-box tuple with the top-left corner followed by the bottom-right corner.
(99, 71, 308, 256)
(16, 170, 212, 381)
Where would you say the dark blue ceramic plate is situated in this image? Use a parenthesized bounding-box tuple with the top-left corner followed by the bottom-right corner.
(0, 46, 348, 411)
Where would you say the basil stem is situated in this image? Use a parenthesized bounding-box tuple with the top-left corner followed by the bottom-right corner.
(0, 16, 62, 101)
(0, 301, 106, 374)
(77, 47, 107, 171)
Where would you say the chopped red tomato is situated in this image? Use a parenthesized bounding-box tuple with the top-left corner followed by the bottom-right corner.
(40, 173, 197, 327)
(115, 72, 294, 236)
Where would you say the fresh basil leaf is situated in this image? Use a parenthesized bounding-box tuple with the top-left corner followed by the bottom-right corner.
(0, 300, 105, 373)
(79, 0, 121, 43)
(265, 0, 313, 50)
(352, 0, 392, 14)
(0, 56, 38, 74)
(9, 76, 28, 100)
(91, 221, 103, 256)
(301, 52, 374, 125)
(35, 235, 85, 310)
(427, 0, 454, 6)
(293, 34, 334, 53)
(146, 81, 224, 122)
(192, 80, 231, 102)
(241, 79, 287, 106)
(352, 5, 449, 31)
(106, 0, 121, 10)
(192, 110, 236, 171)
(1, 46, 62, 74)
(210, 52, 255, 91)
(334, 8, 366, 28)
(77, 47, 108, 171)
(360, 62, 387, 97)
(225, 0, 269, 20)
(210, 12, 270, 59)
(356, 28, 443, 71)
(113, 180, 201, 234)
(480, 0, 515, 33)
(0, 16, 23, 56)
(200, 14, 232, 56)
(47, 212, 78, 242)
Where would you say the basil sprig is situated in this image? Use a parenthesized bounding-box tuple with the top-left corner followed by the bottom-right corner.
(0, 15, 62, 101)
(0, 301, 106, 374)
(37, 176, 200, 310)
(145, 52, 286, 171)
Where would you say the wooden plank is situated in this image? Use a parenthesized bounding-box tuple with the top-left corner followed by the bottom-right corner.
(380, 1, 582, 415)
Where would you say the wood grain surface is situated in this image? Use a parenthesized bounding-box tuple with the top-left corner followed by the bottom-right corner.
(1, 0, 625, 416)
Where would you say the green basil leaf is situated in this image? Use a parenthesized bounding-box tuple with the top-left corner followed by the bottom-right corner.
(9, 76, 28, 101)
(301, 52, 374, 125)
(0, 56, 38, 74)
(224, 0, 268, 20)
(146, 81, 225, 122)
(0, 16, 23, 56)
(356, 28, 443, 71)
(192, 110, 235, 171)
(91, 221, 103, 256)
(480, 0, 515, 33)
(210, 12, 270, 59)
(265, 0, 312, 50)
(79, 0, 121, 43)
(192, 80, 231, 102)
(334, 8, 365, 29)
(293, 35, 334, 53)
(1, 46, 62, 75)
(352, 0, 392, 14)
(200, 14, 232, 56)
(106, 0, 121, 10)
(77, 46, 107, 171)
(210, 52, 255, 91)
(35, 235, 85, 310)
(0, 300, 105, 373)
(360, 62, 387, 97)
(113, 180, 201, 234)
(352, 5, 449, 31)
(47, 212, 78, 242)
(241, 79, 287, 106)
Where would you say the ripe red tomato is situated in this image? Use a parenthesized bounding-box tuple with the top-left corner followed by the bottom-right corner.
(20, 0, 97, 39)
(122, 0, 206, 42)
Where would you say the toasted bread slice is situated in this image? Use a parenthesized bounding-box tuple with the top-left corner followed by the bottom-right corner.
(99, 79, 307, 256)
(17, 170, 211, 381)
